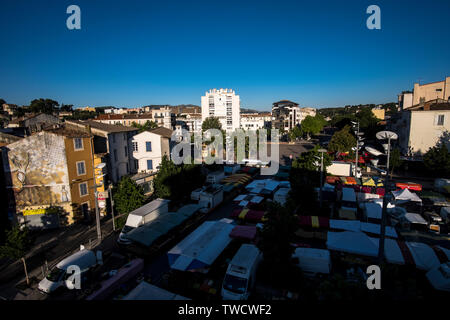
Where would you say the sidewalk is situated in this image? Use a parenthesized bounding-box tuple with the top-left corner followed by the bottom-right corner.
(0, 217, 120, 300)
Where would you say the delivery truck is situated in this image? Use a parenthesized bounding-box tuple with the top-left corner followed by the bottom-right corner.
(327, 161, 361, 178)
(221, 244, 262, 300)
(38, 247, 102, 294)
(118, 198, 170, 245)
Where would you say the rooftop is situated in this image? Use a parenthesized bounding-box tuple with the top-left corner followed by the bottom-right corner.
(44, 125, 91, 138)
(67, 120, 139, 133)
(149, 127, 173, 139)
(95, 113, 153, 120)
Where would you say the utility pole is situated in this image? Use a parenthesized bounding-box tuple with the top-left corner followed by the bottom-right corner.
(376, 131, 397, 264)
(318, 149, 327, 208)
(109, 184, 116, 231)
(354, 121, 360, 178)
(94, 189, 102, 241)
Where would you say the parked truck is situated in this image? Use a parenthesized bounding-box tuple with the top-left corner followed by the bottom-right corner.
(118, 199, 170, 245)
(327, 161, 361, 178)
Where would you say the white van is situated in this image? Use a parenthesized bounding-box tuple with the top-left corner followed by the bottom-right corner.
(38, 249, 99, 294)
(292, 247, 331, 276)
(118, 199, 170, 244)
(221, 244, 262, 300)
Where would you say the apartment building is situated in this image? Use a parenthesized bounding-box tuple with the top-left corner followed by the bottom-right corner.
(176, 113, 202, 133)
(93, 113, 154, 127)
(201, 89, 240, 132)
(131, 127, 173, 174)
(66, 120, 138, 183)
(150, 106, 175, 129)
(271, 100, 302, 131)
(412, 76, 450, 105)
(240, 112, 272, 131)
(388, 100, 450, 156)
(398, 91, 413, 111)
(1, 127, 98, 226)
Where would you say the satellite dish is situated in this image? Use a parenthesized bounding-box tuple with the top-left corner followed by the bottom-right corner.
(365, 146, 384, 156)
(376, 131, 398, 140)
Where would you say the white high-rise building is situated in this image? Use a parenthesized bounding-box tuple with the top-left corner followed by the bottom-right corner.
(201, 88, 240, 132)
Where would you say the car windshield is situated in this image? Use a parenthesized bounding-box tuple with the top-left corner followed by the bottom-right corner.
(46, 267, 65, 282)
(223, 274, 247, 294)
(122, 225, 134, 233)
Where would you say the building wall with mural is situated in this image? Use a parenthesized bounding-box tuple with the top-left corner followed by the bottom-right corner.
(2, 131, 73, 227)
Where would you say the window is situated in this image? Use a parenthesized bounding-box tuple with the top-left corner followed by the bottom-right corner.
(76, 161, 86, 175)
(437, 114, 445, 126)
(124, 146, 128, 157)
(114, 149, 118, 161)
(73, 138, 83, 150)
(134, 159, 139, 171)
(146, 141, 152, 152)
(112, 134, 116, 143)
(147, 160, 153, 170)
(79, 182, 88, 197)
(123, 133, 127, 140)
(132, 142, 138, 152)
(126, 163, 129, 173)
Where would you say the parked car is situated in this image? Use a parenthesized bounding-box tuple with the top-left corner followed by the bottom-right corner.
(38, 248, 101, 294)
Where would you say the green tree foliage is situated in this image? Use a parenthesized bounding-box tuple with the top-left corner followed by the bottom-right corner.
(64, 110, 97, 120)
(113, 176, 146, 215)
(257, 202, 298, 285)
(328, 125, 356, 154)
(29, 98, 59, 114)
(389, 148, 402, 178)
(132, 120, 158, 132)
(290, 145, 331, 213)
(301, 115, 326, 139)
(0, 226, 33, 260)
(202, 116, 222, 132)
(153, 155, 205, 202)
(60, 104, 73, 112)
(0, 226, 34, 284)
(423, 144, 450, 177)
(289, 126, 303, 141)
(0, 98, 6, 106)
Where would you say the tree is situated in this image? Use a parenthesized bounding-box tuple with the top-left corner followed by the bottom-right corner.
(202, 116, 222, 132)
(301, 115, 326, 139)
(389, 148, 402, 178)
(153, 155, 205, 202)
(113, 176, 145, 215)
(290, 145, 332, 212)
(29, 98, 59, 114)
(328, 125, 356, 154)
(257, 202, 298, 286)
(132, 120, 158, 132)
(0, 226, 34, 285)
(423, 144, 450, 177)
(60, 104, 73, 112)
(289, 126, 303, 141)
(0, 98, 6, 106)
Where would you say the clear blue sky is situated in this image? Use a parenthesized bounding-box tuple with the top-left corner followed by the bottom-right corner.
(1, 0, 449, 110)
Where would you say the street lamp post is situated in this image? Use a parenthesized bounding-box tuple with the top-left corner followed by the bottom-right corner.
(94, 163, 106, 241)
(318, 148, 327, 208)
(108, 183, 116, 231)
(376, 131, 398, 264)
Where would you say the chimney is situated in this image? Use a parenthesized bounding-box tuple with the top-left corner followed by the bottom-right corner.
(423, 102, 431, 111)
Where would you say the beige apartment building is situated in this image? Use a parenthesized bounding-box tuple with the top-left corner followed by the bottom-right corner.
(388, 100, 450, 156)
(413, 76, 450, 105)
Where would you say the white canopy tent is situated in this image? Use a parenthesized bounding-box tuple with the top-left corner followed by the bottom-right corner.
(392, 188, 422, 203)
(167, 219, 234, 272)
(403, 213, 427, 225)
(406, 242, 441, 271)
(327, 231, 379, 257)
(329, 220, 397, 238)
(123, 281, 189, 300)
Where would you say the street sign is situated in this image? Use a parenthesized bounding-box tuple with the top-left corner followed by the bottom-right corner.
(97, 191, 109, 199)
(98, 201, 106, 209)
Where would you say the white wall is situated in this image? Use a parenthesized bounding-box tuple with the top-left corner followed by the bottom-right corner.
(131, 131, 169, 173)
(201, 88, 240, 132)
